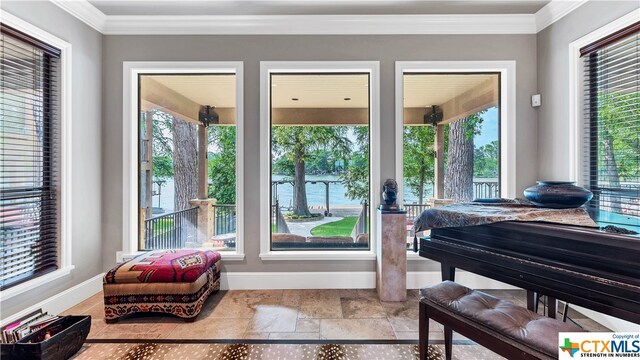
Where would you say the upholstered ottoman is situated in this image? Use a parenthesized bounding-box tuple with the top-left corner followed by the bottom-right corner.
(103, 249, 221, 323)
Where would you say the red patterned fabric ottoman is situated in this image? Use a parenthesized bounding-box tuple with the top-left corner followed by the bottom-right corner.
(103, 249, 221, 322)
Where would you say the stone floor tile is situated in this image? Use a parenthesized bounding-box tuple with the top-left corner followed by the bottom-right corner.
(341, 297, 387, 319)
(296, 319, 320, 332)
(269, 332, 320, 339)
(298, 297, 343, 319)
(394, 331, 419, 340)
(170, 318, 250, 339)
(247, 305, 298, 333)
(320, 319, 395, 339)
(243, 332, 270, 339)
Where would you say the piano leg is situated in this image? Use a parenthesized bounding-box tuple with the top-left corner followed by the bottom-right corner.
(441, 263, 456, 281)
(526, 290, 536, 312)
(548, 297, 557, 319)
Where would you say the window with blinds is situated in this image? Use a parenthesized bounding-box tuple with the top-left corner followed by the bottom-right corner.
(1, 24, 61, 290)
(582, 22, 639, 231)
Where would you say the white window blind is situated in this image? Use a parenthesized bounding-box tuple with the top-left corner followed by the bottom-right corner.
(582, 22, 639, 230)
(1, 24, 61, 289)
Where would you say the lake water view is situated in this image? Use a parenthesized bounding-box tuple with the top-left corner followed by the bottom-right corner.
(153, 175, 498, 213)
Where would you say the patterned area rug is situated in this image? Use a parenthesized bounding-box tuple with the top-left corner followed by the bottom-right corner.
(73, 342, 449, 360)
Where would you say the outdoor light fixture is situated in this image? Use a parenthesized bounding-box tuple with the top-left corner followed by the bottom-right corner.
(198, 105, 219, 127)
(423, 105, 443, 126)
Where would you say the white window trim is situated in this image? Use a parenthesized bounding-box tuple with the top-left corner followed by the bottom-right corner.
(568, 9, 640, 184)
(0, 11, 74, 300)
(395, 61, 517, 260)
(259, 61, 380, 261)
(121, 61, 245, 261)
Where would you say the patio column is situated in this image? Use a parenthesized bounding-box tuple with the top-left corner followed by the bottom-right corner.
(197, 124, 208, 199)
(434, 124, 445, 199)
(189, 198, 217, 245)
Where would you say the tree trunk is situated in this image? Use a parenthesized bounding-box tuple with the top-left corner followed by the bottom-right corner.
(444, 117, 474, 202)
(172, 117, 198, 210)
(602, 131, 622, 212)
(293, 148, 311, 216)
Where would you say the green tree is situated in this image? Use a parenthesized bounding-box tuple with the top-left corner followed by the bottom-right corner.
(150, 110, 174, 182)
(306, 150, 336, 174)
(339, 126, 369, 202)
(473, 140, 499, 178)
(208, 126, 236, 205)
(403, 126, 435, 204)
(152, 155, 173, 180)
(596, 91, 640, 212)
(272, 126, 352, 216)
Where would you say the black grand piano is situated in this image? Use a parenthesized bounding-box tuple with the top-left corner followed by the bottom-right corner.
(419, 221, 640, 325)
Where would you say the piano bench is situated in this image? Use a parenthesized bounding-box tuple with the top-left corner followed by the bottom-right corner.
(419, 281, 584, 360)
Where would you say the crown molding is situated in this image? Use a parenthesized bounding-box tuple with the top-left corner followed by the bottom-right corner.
(50, 0, 106, 32)
(47, 0, 587, 35)
(103, 14, 537, 35)
(534, 0, 588, 32)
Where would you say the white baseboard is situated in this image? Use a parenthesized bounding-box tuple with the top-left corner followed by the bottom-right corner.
(569, 304, 639, 332)
(220, 271, 376, 290)
(406, 271, 518, 290)
(220, 270, 517, 290)
(0, 273, 104, 328)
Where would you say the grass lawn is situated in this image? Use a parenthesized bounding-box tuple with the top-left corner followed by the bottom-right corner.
(310, 216, 358, 237)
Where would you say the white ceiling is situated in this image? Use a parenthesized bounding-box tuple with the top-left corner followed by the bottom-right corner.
(141, 73, 498, 110)
(88, 1, 550, 16)
(403, 73, 498, 108)
(271, 74, 369, 108)
(145, 74, 237, 107)
(47, 0, 592, 34)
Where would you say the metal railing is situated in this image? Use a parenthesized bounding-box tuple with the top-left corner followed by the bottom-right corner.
(404, 203, 431, 220)
(143, 207, 198, 250)
(214, 204, 236, 235)
(271, 200, 290, 233)
(351, 201, 368, 239)
(473, 181, 499, 199)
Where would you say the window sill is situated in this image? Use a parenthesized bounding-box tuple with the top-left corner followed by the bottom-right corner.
(116, 251, 245, 264)
(0, 266, 75, 302)
(259, 251, 377, 261)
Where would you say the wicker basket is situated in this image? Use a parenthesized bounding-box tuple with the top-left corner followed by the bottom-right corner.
(0, 316, 91, 360)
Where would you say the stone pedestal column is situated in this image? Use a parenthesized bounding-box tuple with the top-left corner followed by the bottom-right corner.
(189, 198, 217, 245)
(376, 209, 407, 301)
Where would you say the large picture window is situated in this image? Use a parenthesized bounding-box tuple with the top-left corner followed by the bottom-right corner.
(259, 62, 380, 259)
(137, 73, 240, 252)
(269, 73, 371, 251)
(581, 22, 639, 231)
(1, 24, 61, 289)
(400, 72, 501, 249)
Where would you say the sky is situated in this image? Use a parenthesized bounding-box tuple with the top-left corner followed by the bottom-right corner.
(474, 106, 499, 148)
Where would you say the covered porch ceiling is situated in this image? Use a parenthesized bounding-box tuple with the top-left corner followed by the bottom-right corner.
(140, 73, 498, 126)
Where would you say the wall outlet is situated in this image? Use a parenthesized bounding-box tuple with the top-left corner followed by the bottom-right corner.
(531, 94, 541, 107)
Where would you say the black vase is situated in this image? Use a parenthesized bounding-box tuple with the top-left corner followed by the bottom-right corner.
(523, 181, 593, 209)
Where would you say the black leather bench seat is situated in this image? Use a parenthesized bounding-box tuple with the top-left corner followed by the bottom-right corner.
(419, 281, 584, 360)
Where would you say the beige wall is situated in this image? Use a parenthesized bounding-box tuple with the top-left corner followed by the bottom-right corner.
(0, 1, 103, 318)
(102, 34, 539, 273)
(536, 1, 639, 181)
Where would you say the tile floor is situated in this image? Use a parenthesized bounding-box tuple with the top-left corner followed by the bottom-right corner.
(63, 288, 610, 342)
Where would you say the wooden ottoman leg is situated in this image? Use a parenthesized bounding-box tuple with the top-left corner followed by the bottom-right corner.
(105, 318, 119, 324)
(184, 316, 198, 323)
